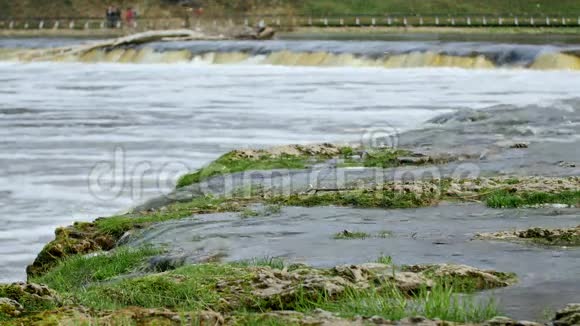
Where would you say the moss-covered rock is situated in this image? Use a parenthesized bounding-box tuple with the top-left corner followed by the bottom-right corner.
(552, 303, 580, 326)
(475, 225, 580, 246)
(7, 306, 225, 326)
(3, 256, 520, 325)
(401, 264, 517, 291)
(176, 143, 348, 188)
(0, 298, 23, 319)
(26, 222, 115, 278)
(0, 282, 60, 320)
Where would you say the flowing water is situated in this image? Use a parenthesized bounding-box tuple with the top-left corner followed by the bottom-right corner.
(125, 204, 580, 321)
(0, 36, 579, 289)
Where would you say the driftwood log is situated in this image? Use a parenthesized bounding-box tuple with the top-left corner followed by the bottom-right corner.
(18, 28, 275, 61)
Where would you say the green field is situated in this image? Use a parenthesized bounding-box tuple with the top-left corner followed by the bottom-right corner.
(2, 0, 580, 18)
(297, 0, 580, 15)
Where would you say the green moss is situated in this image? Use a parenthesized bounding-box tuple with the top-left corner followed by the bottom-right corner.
(518, 227, 580, 246)
(267, 189, 438, 209)
(176, 146, 429, 189)
(32, 247, 160, 293)
(505, 178, 521, 185)
(95, 195, 247, 238)
(176, 152, 311, 188)
(0, 285, 57, 317)
(240, 208, 261, 218)
(362, 149, 412, 168)
(232, 257, 286, 269)
(333, 230, 369, 240)
(27, 195, 250, 278)
(25, 224, 116, 279)
(485, 190, 580, 208)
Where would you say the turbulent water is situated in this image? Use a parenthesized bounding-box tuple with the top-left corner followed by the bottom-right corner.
(2, 38, 580, 69)
(0, 36, 580, 283)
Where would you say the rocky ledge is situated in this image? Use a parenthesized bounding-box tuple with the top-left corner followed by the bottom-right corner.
(475, 225, 580, 246)
(0, 259, 524, 325)
(1, 258, 578, 325)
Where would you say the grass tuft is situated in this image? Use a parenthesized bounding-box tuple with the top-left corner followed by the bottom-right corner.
(232, 257, 286, 270)
(376, 255, 393, 265)
(485, 190, 580, 208)
(292, 283, 498, 323)
(333, 230, 369, 240)
(32, 247, 160, 292)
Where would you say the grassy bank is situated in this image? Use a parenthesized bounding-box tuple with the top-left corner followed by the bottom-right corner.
(297, 0, 580, 16)
(2, 0, 580, 19)
(7, 248, 508, 325)
(287, 26, 580, 36)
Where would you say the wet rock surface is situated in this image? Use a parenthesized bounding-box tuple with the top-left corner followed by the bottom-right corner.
(218, 262, 501, 309)
(552, 303, 580, 326)
(401, 264, 517, 290)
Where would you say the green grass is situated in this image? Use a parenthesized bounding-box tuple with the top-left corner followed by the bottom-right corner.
(333, 230, 395, 240)
(95, 195, 246, 238)
(333, 230, 369, 240)
(176, 152, 310, 188)
(32, 247, 160, 293)
(485, 190, 580, 208)
(232, 257, 286, 269)
(4, 0, 580, 26)
(176, 147, 429, 189)
(268, 189, 438, 209)
(10, 255, 506, 324)
(291, 283, 498, 323)
(298, 0, 580, 15)
(362, 149, 413, 168)
(375, 255, 393, 265)
(338, 148, 413, 169)
(72, 263, 254, 311)
(231, 313, 301, 326)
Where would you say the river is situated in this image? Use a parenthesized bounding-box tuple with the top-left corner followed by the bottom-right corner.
(0, 36, 579, 284)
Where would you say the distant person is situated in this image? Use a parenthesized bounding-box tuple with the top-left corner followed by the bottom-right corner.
(194, 7, 204, 17)
(125, 7, 135, 27)
(114, 7, 122, 28)
(106, 6, 115, 28)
